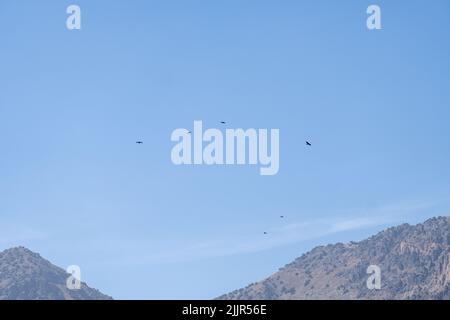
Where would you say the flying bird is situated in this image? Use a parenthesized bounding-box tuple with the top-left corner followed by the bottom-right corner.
(280, 215, 284, 218)
(220, 121, 226, 124)
(306, 141, 311, 146)
(136, 141, 143, 144)
(263, 232, 268, 235)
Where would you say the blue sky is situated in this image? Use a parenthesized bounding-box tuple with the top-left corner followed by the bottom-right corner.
(0, 0, 450, 299)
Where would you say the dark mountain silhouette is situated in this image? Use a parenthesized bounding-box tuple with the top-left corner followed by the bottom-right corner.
(0, 247, 111, 300)
(218, 216, 450, 300)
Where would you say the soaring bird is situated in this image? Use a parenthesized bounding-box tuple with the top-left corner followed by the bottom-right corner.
(220, 121, 226, 124)
(280, 215, 284, 218)
(136, 141, 143, 144)
(263, 232, 268, 235)
(306, 141, 311, 146)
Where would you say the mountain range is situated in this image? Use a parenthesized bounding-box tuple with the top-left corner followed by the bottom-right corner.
(2, 216, 449, 300)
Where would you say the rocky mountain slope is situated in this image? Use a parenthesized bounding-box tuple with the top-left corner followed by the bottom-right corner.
(218, 216, 450, 300)
(0, 247, 111, 300)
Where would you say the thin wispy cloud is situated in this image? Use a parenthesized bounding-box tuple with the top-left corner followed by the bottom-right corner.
(106, 199, 438, 266)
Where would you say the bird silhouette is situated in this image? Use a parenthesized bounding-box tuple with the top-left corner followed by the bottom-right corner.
(280, 215, 284, 218)
(263, 232, 268, 235)
(136, 141, 143, 144)
(220, 121, 226, 124)
(306, 141, 311, 146)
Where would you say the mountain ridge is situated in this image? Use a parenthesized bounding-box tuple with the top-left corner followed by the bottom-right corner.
(218, 216, 450, 300)
(0, 246, 112, 300)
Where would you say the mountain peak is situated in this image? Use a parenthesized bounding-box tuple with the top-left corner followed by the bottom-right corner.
(1, 246, 42, 259)
(0, 246, 112, 300)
